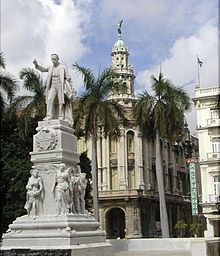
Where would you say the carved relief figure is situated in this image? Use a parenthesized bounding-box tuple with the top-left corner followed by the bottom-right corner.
(78, 172, 87, 214)
(24, 168, 43, 219)
(70, 166, 87, 214)
(33, 54, 75, 124)
(52, 164, 71, 215)
(71, 165, 81, 214)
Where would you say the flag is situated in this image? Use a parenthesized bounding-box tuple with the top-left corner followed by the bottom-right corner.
(197, 57, 203, 67)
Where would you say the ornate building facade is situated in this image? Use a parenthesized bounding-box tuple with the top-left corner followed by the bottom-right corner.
(78, 25, 200, 238)
(194, 85, 220, 237)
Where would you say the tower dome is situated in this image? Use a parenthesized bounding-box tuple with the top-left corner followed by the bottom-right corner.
(113, 39, 126, 49)
(112, 20, 127, 52)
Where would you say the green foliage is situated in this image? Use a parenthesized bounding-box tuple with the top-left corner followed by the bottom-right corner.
(0, 52, 18, 115)
(190, 223, 205, 237)
(133, 72, 191, 142)
(73, 63, 127, 139)
(217, 93, 220, 117)
(16, 68, 46, 139)
(1, 109, 32, 236)
(79, 152, 92, 211)
(175, 220, 188, 238)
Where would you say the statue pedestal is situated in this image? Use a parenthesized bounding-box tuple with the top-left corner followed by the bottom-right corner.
(1, 120, 112, 256)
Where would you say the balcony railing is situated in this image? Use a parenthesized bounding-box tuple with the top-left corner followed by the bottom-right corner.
(207, 118, 220, 127)
(209, 194, 220, 203)
(195, 87, 220, 98)
(207, 152, 220, 160)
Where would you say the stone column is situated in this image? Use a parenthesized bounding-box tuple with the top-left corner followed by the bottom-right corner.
(168, 206, 173, 237)
(106, 136, 110, 189)
(172, 148, 178, 194)
(143, 138, 151, 190)
(125, 203, 142, 238)
(97, 129, 102, 190)
(204, 216, 215, 237)
(164, 141, 169, 192)
(118, 128, 127, 189)
(102, 136, 108, 191)
(135, 131, 145, 189)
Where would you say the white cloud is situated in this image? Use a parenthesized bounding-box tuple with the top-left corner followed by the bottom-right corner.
(1, 0, 91, 93)
(136, 20, 218, 133)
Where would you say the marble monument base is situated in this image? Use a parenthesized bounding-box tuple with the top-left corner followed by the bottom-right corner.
(1, 244, 112, 256)
(1, 119, 112, 255)
(1, 214, 112, 255)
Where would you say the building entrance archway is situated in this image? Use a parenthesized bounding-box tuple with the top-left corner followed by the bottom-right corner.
(106, 207, 125, 239)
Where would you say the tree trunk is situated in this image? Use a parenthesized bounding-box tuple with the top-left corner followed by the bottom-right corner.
(91, 133, 99, 221)
(155, 132, 170, 238)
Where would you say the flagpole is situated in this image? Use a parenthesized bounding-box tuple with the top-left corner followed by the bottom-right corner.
(197, 54, 200, 85)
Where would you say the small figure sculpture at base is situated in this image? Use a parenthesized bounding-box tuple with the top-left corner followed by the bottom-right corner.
(24, 168, 43, 219)
(52, 164, 71, 215)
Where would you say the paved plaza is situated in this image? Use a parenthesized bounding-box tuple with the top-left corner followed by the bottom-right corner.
(113, 251, 191, 256)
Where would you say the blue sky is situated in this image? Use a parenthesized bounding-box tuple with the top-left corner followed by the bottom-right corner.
(1, 0, 219, 132)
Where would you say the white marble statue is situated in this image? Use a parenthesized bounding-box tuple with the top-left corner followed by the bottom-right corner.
(33, 54, 75, 125)
(24, 168, 43, 219)
(51, 164, 71, 215)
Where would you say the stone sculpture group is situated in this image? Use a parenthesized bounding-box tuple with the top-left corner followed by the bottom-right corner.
(25, 164, 87, 218)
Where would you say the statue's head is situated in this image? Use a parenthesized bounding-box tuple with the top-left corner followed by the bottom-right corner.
(30, 167, 38, 177)
(59, 163, 66, 171)
(51, 53, 59, 65)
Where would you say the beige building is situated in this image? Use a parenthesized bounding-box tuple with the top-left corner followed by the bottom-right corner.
(78, 29, 199, 238)
(194, 85, 220, 237)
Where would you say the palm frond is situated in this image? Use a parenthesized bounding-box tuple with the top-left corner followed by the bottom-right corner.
(10, 95, 34, 110)
(133, 91, 155, 138)
(73, 63, 95, 91)
(0, 71, 18, 100)
(217, 94, 220, 117)
(19, 68, 44, 93)
(108, 99, 128, 126)
(0, 52, 6, 69)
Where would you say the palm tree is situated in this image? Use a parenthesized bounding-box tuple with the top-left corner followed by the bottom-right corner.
(133, 72, 191, 237)
(0, 52, 18, 115)
(73, 63, 127, 221)
(217, 93, 220, 117)
(16, 68, 46, 139)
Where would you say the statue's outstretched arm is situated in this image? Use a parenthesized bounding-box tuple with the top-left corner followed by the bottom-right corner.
(33, 59, 49, 72)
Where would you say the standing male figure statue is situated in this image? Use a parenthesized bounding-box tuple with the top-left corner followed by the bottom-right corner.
(33, 54, 75, 124)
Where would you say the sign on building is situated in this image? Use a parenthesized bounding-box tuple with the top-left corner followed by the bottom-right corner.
(189, 162, 198, 215)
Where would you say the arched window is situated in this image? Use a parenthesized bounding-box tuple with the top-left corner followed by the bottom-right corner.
(110, 167, 118, 190)
(127, 131, 134, 153)
(127, 131, 135, 188)
(110, 137, 117, 153)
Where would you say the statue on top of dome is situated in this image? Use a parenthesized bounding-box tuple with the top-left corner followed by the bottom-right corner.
(117, 20, 123, 38)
